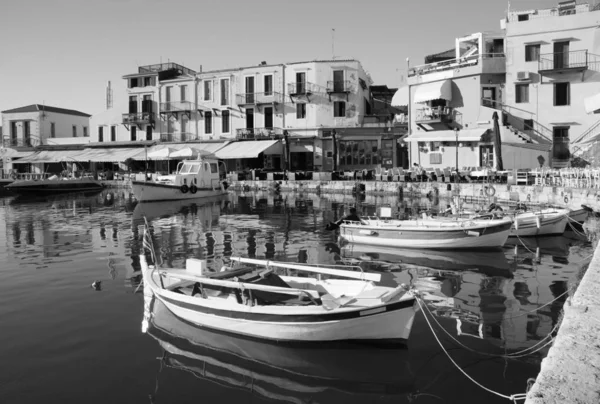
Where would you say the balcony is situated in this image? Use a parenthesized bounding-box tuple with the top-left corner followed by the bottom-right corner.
(122, 112, 155, 129)
(409, 53, 505, 79)
(236, 92, 283, 107)
(287, 82, 320, 102)
(361, 114, 394, 127)
(160, 101, 195, 119)
(236, 127, 284, 140)
(415, 106, 453, 131)
(2, 137, 35, 148)
(538, 50, 590, 77)
(326, 80, 353, 101)
(159, 132, 199, 142)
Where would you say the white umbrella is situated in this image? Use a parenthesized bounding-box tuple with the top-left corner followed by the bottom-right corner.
(170, 147, 214, 159)
(147, 147, 176, 160)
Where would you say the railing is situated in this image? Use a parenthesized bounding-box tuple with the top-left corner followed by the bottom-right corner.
(408, 53, 505, 77)
(160, 132, 199, 142)
(138, 62, 196, 76)
(236, 127, 284, 140)
(287, 82, 320, 95)
(235, 92, 283, 105)
(2, 137, 36, 147)
(572, 118, 600, 144)
(415, 106, 453, 122)
(326, 80, 352, 93)
(160, 101, 195, 112)
(538, 50, 589, 71)
(506, 2, 599, 22)
(122, 112, 155, 125)
(362, 114, 394, 124)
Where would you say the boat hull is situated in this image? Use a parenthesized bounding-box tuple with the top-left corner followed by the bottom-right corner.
(5, 179, 104, 194)
(510, 210, 569, 237)
(132, 180, 227, 202)
(339, 218, 512, 249)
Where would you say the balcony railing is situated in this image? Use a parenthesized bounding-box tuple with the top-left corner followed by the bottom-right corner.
(287, 82, 320, 95)
(235, 92, 283, 105)
(122, 112, 155, 125)
(415, 106, 453, 123)
(538, 50, 589, 73)
(2, 137, 35, 147)
(507, 3, 599, 23)
(326, 80, 352, 93)
(236, 127, 284, 140)
(160, 132, 199, 142)
(408, 53, 505, 77)
(161, 101, 195, 112)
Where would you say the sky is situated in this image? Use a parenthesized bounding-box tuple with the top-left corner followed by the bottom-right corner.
(0, 0, 562, 118)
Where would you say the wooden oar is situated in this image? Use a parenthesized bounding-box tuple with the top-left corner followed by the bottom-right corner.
(230, 257, 381, 282)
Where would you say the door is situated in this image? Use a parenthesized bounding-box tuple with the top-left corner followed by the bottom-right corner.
(296, 72, 306, 94)
(245, 76, 255, 104)
(333, 70, 344, 91)
(264, 107, 273, 129)
(554, 41, 569, 69)
(146, 125, 152, 141)
(322, 139, 333, 171)
(553, 127, 570, 163)
(245, 108, 254, 137)
(129, 96, 137, 114)
(479, 145, 494, 168)
(482, 87, 497, 109)
(142, 95, 152, 113)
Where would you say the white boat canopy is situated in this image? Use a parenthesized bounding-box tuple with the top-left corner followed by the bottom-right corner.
(405, 128, 486, 142)
(584, 93, 600, 114)
(215, 140, 282, 159)
(391, 86, 409, 107)
(413, 80, 452, 103)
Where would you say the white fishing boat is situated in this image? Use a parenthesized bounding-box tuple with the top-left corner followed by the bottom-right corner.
(140, 233, 418, 343)
(131, 157, 228, 202)
(339, 216, 513, 250)
(509, 207, 569, 237)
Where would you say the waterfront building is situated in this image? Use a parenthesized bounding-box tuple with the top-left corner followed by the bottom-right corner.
(503, 1, 600, 167)
(404, 31, 551, 170)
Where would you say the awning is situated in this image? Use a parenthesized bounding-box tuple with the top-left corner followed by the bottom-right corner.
(405, 128, 485, 142)
(215, 140, 282, 159)
(391, 86, 409, 107)
(290, 143, 313, 153)
(413, 80, 452, 104)
(584, 93, 600, 114)
(0, 148, 34, 159)
(75, 147, 148, 162)
(15, 150, 86, 163)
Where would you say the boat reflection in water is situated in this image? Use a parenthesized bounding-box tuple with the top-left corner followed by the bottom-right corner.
(142, 286, 416, 403)
(131, 194, 229, 224)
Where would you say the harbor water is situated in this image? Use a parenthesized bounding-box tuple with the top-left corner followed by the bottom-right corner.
(0, 189, 592, 404)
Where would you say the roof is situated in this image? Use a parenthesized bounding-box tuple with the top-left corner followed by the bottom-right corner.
(198, 59, 360, 75)
(2, 104, 91, 117)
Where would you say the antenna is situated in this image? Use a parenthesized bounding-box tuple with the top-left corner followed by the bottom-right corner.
(332, 28, 335, 59)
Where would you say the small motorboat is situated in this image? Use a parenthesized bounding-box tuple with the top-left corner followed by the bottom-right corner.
(132, 156, 228, 202)
(140, 234, 418, 343)
(5, 174, 103, 194)
(338, 216, 513, 250)
(509, 207, 569, 237)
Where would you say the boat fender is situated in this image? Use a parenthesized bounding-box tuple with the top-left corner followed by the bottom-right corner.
(180, 184, 189, 194)
(189, 184, 198, 194)
(535, 216, 541, 229)
(485, 186, 496, 197)
(564, 196, 569, 204)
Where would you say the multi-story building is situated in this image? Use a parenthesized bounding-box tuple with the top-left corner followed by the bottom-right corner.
(404, 30, 554, 170)
(504, 0, 600, 167)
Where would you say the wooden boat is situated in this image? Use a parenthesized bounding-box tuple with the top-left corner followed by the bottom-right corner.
(140, 242, 418, 343)
(508, 207, 569, 237)
(338, 216, 512, 249)
(143, 294, 416, 402)
(132, 157, 228, 202)
(5, 175, 103, 194)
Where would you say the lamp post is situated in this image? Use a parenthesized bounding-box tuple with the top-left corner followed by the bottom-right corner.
(454, 128, 459, 175)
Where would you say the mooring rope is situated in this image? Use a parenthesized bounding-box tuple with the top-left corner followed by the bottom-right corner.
(415, 298, 528, 403)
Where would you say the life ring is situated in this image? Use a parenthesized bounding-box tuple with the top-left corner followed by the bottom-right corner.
(180, 184, 189, 194)
(485, 186, 496, 197)
(189, 184, 198, 194)
(564, 196, 569, 204)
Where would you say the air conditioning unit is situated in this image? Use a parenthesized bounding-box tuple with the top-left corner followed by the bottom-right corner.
(517, 71, 531, 81)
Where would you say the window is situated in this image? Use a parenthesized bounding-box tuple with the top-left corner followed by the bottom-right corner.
(220, 79, 229, 105)
(129, 78, 139, 88)
(72, 125, 77, 137)
(180, 85, 187, 101)
(333, 101, 346, 117)
(205, 111, 213, 134)
(111, 125, 116, 141)
(130, 126, 137, 141)
(554, 82, 570, 106)
(165, 87, 172, 103)
(210, 163, 218, 173)
(525, 44, 540, 62)
(143, 76, 153, 87)
(83, 126, 88, 137)
(524, 119, 534, 133)
(518, 13, 529, 21)
(296, 103, 306, 119)
(98, 126, 104, 142)
(50, 122, 55, 138)
(339, 140, 379, 166)
(146, 125, 152, 141)
(24, 122, 30, 146)
(204, 80, 212, 101)
(515, 84, 529, 103)
(264, 75, 273, 96)
(222, 110, 230, 133)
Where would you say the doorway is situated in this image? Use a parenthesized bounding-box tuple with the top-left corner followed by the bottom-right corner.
(480, 145, 494, 168)
(553, 126, 570, 162)
(264, 107, 273, 129)
(245, 77, 255, 104)
(553, 41, 570, 69)
(245, 108, 254, 130)
(482, 87, 497, 109)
